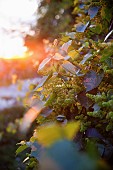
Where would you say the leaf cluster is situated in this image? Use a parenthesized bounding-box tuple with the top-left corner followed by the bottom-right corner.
(17, 0, 113, 169)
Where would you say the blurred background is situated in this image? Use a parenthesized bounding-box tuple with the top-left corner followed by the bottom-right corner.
(0, 0, 74, 169)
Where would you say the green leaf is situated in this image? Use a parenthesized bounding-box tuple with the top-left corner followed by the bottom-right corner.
(76, 22, 89, 33)
(38, 57, 51, 71)
(101, 6, 112, 22)
(45, 93, 56, 106)
(16, 144, 28, 155)
(61, 35, 70, 43)
(100, 45, 113, 62)
(105, 58, 113, 68)
(88, 6, 99, 19)
(68, 50, 80, 60)
(107, 89, 113, 100)
(62, 60, 80, 75)
(90, 24, 102, 34)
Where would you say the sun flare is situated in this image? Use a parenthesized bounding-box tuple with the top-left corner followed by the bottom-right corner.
(0, 36, 28, 59)
(0, 0, 38, 59)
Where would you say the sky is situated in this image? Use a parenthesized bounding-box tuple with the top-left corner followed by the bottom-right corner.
(0, 0, 40, 58)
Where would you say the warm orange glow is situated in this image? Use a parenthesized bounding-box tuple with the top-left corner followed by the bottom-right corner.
(19, 100, 44, 134)
(0, 54, 28, 60)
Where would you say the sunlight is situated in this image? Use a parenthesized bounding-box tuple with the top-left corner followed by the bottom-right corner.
(0, 0, 38, 22)
(0, 0, 39, 59)
(0, 36, 28, 59)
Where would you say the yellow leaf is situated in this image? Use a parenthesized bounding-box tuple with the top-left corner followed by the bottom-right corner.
(68, 50, 80, 60)
(64, 121, 80, 139)
(34, 121, 80, 147)
(36, 87, 43, 92)
(61, 36, 70, 43)
(35, 124, 62, 146)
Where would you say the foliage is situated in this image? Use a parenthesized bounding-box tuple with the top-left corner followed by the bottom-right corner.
(17, 122, 107, 170)
(18, 0, 113, 169)
(0, 106, 26, 170)
(36, 0, 74, 40)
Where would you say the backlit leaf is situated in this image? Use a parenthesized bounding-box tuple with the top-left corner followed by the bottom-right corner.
(66, 32, 76, 39)
(62, 60, 80, 75)
(77, 91, 93, 109)
(38, 57, 51, 71)
(53, 53, 64, 60)
(83, 70, 103, 92)
(88, 6, 99, 19)
(92, 104, 100, 112)
(80, 52, 92, 64)
(41, 107, 53, 117)
(64, 55, 70, 60)
(76, 22, 89, 33)
(35, 75, 52, 89)
(61, 40, 72, 52)
(30, 98, 45, 109)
